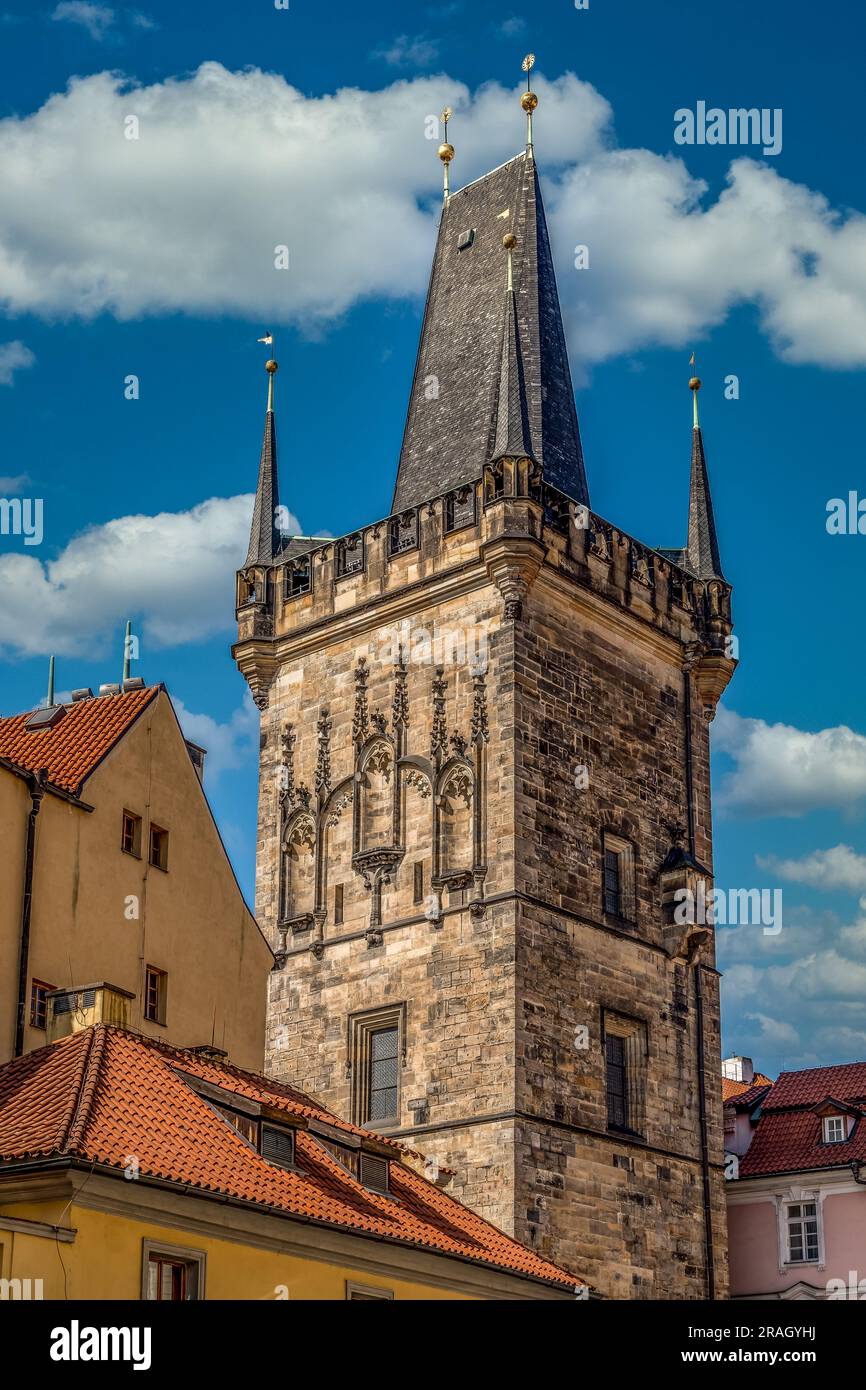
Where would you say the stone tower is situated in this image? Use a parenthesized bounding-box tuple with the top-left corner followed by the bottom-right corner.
(234, 140, 736, 1299)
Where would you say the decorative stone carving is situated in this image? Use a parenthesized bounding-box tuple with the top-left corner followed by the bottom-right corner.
(404, 768, 432, 799)
(352, 657, 369, 746)
(430, 667, 448, 763)
(326, 787, 354, 827)
(315, 708, 332, 797)
(392, 647, 409, 730)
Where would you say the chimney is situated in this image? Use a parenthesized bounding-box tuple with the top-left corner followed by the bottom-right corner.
(46, 982, 135, 1044)
(722, 1056, 754, 1085)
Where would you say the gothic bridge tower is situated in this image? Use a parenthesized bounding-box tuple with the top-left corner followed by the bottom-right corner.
(233, 76, 735, 1299)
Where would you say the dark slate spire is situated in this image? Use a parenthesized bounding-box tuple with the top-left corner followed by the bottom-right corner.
(245, 360, 281, 567)
(685, 377, 725, 581)
(392, 151, 588, 512)
(491, 238, 535, 463)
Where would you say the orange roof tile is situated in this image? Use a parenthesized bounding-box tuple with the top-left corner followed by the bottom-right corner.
(0, 1026, 581, 1292)
(722, 1072, 773, 1103)
(0, 686, 158, 796)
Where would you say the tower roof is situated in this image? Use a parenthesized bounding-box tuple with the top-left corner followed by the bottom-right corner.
(245, 365, 281, 567)
(491, 274, 536, 464)
(392, 151, 588, 512)
(686, 424, 725, 581)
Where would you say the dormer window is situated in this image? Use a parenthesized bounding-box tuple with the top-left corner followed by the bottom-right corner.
(823, 1115, 846, 1144)
(261, 1123, 296, 1170)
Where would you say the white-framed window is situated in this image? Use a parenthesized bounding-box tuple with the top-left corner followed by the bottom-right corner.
(822, 1115, 846, 1144)
(786, 1201, 820, 1264)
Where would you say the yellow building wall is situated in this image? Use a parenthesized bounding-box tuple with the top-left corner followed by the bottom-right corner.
(0, 1200, 473, 1301)
(0, 692, 272, 1070)
(0, 770, 29, 1060)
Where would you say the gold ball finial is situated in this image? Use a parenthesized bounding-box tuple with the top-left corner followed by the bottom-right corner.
(438, 142, 454, 164)
(689, 376, 701, 392)
(266, 359, 278, 374)
(521, 90, 538, 113)
(502, 232, 518, 251)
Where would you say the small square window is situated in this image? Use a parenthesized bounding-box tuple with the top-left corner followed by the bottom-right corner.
(149, 824, 169, 871)
(122, 810, 142, 857)
(29, 979, 56, 1030)
(346, 1281, 394, 1300)
(823, 1115, 846, 1144)
(142, 1242, 205, 1301)
(261, 1124, 296, 1170)
(144, 966, 167, 1025)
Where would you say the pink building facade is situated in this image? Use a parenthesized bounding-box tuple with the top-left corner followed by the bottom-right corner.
(724, 1057, 866, 1299)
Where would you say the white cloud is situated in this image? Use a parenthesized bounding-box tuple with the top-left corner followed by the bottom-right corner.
(498, 18, 526, 37)
(0, 494, 301, 658)
(372, 34, 440, 68)
(51, 2, 114, 41)
(0, 67, 608, 327)
(758, 844, 866, 893)
(0, 472, 30, 491)
(172, 693, 258, 782)
(714, 706, 866, 817)
(0, 341, 34, 385)
(1, 63, 862, 370)
(744, 1012, 801, 1049)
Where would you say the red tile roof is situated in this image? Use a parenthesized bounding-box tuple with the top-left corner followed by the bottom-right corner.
(0, 1026, 580, 1292)
(722, 1072, 773, 1104)
(761, 1061, 866, 1111)
(738, 1061, 866, 1178)
(0, 687, 158, 796)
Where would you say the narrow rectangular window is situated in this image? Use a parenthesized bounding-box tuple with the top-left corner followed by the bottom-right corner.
(604, 1011, 648, 1137)
(603, 848, 620, 916)
(334, 883, 344, 925)
(413, 861, 424, 904)
(349, 1006, 405, 1128)
(605, 1034, 628, 1129)
(149, 824, 169, 871)
(368, 1026, 399, 1123)
(602, 832, 636, 923)
(144, 966, 167, 1025)
(121, 810, 142, 857)
(29, 979, 55, 1030)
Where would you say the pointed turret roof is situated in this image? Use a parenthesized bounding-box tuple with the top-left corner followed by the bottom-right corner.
(245, 364, 281, 567)
(491, 271, 536, 463)
(392, 151, 588, 511)
(686, 423, 725, 581)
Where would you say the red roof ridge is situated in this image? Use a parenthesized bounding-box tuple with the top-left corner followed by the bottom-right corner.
(65, 1025, 110, 1152)
(54, 1029, 99, 1154)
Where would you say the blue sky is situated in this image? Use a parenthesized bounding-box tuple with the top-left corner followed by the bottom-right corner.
(1, 0, 865, 1078)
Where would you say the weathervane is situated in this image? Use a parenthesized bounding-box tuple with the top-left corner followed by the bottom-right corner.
(438, 107, 454, 205)
(258, 331, 278, 410)
(521, 54, 538, 154)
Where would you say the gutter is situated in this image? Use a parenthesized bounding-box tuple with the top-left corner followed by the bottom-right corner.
(683, 657, 716, 1300)
(14, 769, 47, 1057)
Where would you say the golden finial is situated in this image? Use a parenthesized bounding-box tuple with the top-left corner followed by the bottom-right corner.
(689, 352, 701, 429)
(438, 107, 454, 205)
(502, 232, 517, 292)
(521, 54, 538, 153)
(265, 355, 278, 412)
